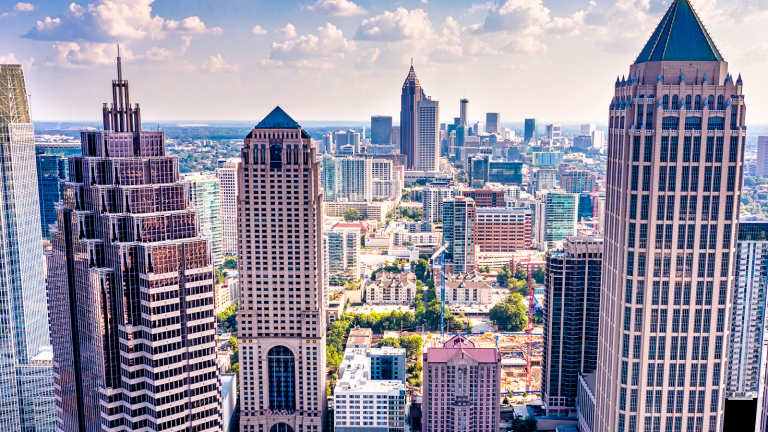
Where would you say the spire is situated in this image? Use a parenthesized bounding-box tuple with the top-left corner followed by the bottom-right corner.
(679, 72, 685, 84)
(634, 0, 724, 64)
(657, 72, 663, 84)
(117, 41, 122, 82)
(701, 73, 708, 84)
(736, 73, 743, 86)
(724, 73, 733, 84)
(402, 63, 421, 88)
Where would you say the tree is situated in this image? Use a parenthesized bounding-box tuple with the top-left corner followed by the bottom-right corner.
(488, 293, 528, 331)
(378, 337, 401, 348)
(399, 335, 423, 359)
(511, 416, 537, 432)
(414, 259, 429, 282)
(326, 344, 343, 370)
(223, 255, 237, 270)
(229, 337, 238, 350)
(229, 363, 239, 375)
(496, 263, 512, 287)
(502, 396, 509, 405)
(514, 267, 527, 280)
(217, 302, 239, 326)
(344, 208, 361, 221)
(479, 265, 491, 274)
(532, 265, 545, 284)
(215, 267, 225, 285)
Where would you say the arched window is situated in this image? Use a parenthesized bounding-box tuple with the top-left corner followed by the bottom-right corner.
(662, 95, 669, 110)
(268, 346, 296, 411)
(270, 424, 295, 432)
(270, 144, 283, 171)
(707, 95, 714, 108)
(672, 95, 679, 110)
(685, 95, 692, 108)
(717, 95, 724, 110)
(694, 95, 701, 110)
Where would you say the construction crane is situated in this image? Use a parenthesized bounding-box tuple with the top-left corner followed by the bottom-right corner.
(430, 244, 448, 342)
(525, 264, 535, 390)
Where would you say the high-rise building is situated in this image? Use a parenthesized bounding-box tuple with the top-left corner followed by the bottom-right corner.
(459, 98, 469, 127)
(323, 155, 372, 202)
(474, 207, 531, 252)
(461, 189, 505, 207)
(400, 63, 425, 169)
(726, 216, 768, 426)
(532, 168, 557, 192)
(0, 64, 55, 431)
(532, 151, 564, 167)
(371, 116, 393, 145)
(593, 1, 745, 430)
(543, 236, 603, 417)
(592, 130, 605, 150)
(323, 133, 333, 154)
(236, 106, 326, 430)
(524, 118, 538, 141)
(422, 186, 461, 223)
(183, 173, 224, 264)
(422, 335, 500, 432)
(486, 113, 500, 134)
(561, 170, 598, 193)
(756, 136, 768, 176)
(347, 129, 361, 154)
(535, 191, 578, 250)
(47, 56, 221, 431)
(216, 157, 241, 256)
(581, 123, 597, 136)
(325, 227, 361, 281)
(546, 123, 562, 140)
(35, 143, 81, 238)
(417, 97, 440, 172)
(442, 196, 477, 273)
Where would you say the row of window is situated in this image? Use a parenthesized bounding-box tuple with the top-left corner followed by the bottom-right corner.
(629, 195, 735, 221)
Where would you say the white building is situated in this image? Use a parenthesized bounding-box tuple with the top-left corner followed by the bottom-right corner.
(580, 123, 596, 136)
(373, 179, 400, 200)
(437, 271, 493, 304)
(535, 191, 578, 250)
(546, 123, 562, 140)
(533, 168, 557, 192)
(417, 97, 440, 172)
(365, 272, 417, 305)
(757, 136, 768, 176)
(215, 157, 241, 256)
(591, 130, 605, 150)
(392, 231, 440, 247)
(325, 228, 361, 279)
(422, 186, 461, 223)
(324, 155, 373, 202)
(182, 173, 224, 264)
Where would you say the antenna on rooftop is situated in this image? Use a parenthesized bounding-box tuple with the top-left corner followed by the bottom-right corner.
(116, 40, 122, 82)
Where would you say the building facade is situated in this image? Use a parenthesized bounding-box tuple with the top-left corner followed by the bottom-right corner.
(535, 191, 578, 250)
(416, 97, 440, 172)
(371, 116, 393, 145)
(524, 118, 538, 141)
(422, 186, 461, 223)
(400, 64, 425, 170)
(442, 197, 477, 273)
(593, 2, 745, 430)
(422, 335, 500, 432)
(461, 189, 505, 207)
(0, 64, 56, 431)
(543, 237, 603, 417)
(236, 106, 327, 432)
(47, 58, 221, 431)
(440, 272, 493, 305)
(474, 207, 531, 252)
(486, 113, 500, 134)
(325, 227, 361, 281)
(35, 142, 81, 238)
(216, 157, 241, 256)
(561, 170, 598, 194)
(183, 173, 224, 265)
(365, 272, 417, 305)
(323, 155, 372, 203)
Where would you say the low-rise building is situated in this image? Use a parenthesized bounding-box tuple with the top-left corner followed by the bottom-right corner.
(368, 346, 407, 383)
(365, 272, 417, 305)
(392, 231, 440, 247)
(324, 200, 395, 222)
(348, 326, 373, 348)
(215, 280, 233, 314)
(327, 291, 346, 326)
(437, 271, 493, 304)
(365, 232, 393, 248)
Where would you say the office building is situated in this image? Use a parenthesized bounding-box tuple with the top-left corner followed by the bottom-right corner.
(473, 121, 483, 136)
(236, 106, 326, 429)
(524, 118, 538, 141)
(417, 97, 440, 172)
(35, 142, 81, 238)
(365, 271, 417, 305)
(323, 133, 333, 153)
(0, 64, 55, 431)
(535, 191, 578, 250)
(334, 347, 407, 432)
(561, 170, 598, 193)
(459, 98, 469, 127)
(543, 237, 603, 417)
(546, 123, 562, 140)
(578, 373, 597, 432)
(47, 57, 220, 431)
(756, 137, 768, 176)
(592, 130, 605, 150)
(216, 157, 241, 256)
(486, 113, 500, 134)
(533, 151, 564, 167)
(475, 207, 531, 252)
(422, 335, 501, 432)
(183, 173, 224, 265)
(347, 129, 361, 154)
(325, 227, 361, 281)
(422, 186, 461, 223)
(593, 2, 745, 430)
(323, 155, 373, 202)
(533, 168, 557, 192)
(442, 197, 477, 273)
(469, 156, 524, 186)
(461, 189, 505, 207)
(371, 116, 393, 145)
(578, 193, 596, 222)
(581, 124, 597, 136)
(368, 346, 407, 382)
(400, 63, 425, 169)
(574, 135, 594, 149)
(726, 216, 768, 428)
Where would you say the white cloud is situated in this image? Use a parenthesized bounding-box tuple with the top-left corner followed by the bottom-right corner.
(23, 0, 222, 41)
(179, 35, 191, 55)
(270, 23, 355, 64)
(502, 36, 546, 54)
(467, 38, 499, 56)
(544, 10, 585, 35)
(354, 47, 380, 68)
(429, 45, 463, 63)
(468, 2, 493, 14)
(203, 54, 240, 72)
(0, 53, 21, 63)
(308, 0, 366, 16)
(251, 25, 267, 35)
(354, 8, 434, 41)
(276, 23, 297, 38)
(45, 42, 123, 67)
(15, 2, 34, 12)
(475, 0, 550, 34)
(439, 16, 461, 44)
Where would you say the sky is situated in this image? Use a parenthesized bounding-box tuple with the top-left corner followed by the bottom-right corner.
(2, 0, 767, 124)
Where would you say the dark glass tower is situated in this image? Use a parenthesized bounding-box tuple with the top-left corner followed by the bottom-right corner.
(399, 63, 425, 170)
(36, 143, 81, 238)
(47, 53, 221, 431)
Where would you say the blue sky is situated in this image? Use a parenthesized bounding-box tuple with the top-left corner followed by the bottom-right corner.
(2, 0, 767, 123)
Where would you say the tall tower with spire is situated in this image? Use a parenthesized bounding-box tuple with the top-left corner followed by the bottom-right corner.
(593, 1, 745, 431)
(47, 52, 222, 432)
(399, 62, 425, 170)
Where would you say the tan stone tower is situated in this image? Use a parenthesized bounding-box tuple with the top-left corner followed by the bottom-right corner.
(237, 107, 326, 432)
(593, 1, 745, 431)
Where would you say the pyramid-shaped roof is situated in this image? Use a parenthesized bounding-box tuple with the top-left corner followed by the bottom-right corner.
(255, 106, 302, 129)
(634, 0, 723, 64)
(402, 64, 421, 88)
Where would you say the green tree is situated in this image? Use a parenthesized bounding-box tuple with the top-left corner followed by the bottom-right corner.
(378, 337, 401, 348)
(344, 208, 362, 221)
(514, 267, 528, 280)
(223, 255, 238, 270)
(496, 263, 512, 287)
(479, 265, 491, 274)
(408, 361, 423, 375)
(217, 302, 239, 326)
(532, 265, 546, 284)
(511, 416, 537, 432)
(414, 259, 429, 282)
(229, 363, 239, 374)
(489, 293, 528, 331)
(326, 344, 343, 370)
(399, 335, 423, 359)
(229, 337, 238, 350)
(215, 267, 225, 285)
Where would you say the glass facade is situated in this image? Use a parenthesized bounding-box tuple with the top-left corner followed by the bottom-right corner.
(35, 143, 81, 238)
(268, 346, 296, 412)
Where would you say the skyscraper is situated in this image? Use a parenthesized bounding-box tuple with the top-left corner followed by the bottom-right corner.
(182, 172, 224, 264)
(486, 112, 500, 134)
(236, 106, 326, 431)
(459, 98, 469, 127)
(593, 1, 745, 430)
(417, 97, 440, 172)
(543, 236, 603, 417)
(0, 64, 55, 431)
(442, 196, 477, 273)
(47, 55, 221, 431)
(524, 118, 538, 141)
(546, 123, 562, 140)
(35, 142, 81, 238)
(371, 115, 393, 145)
(535, 191, 578, 250)
(322, 155, 372, 202)
(400, 63, 425, 170)
(216, 157, 242, 256)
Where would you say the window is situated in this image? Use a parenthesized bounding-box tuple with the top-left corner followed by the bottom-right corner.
(685, 117, 702, 131)
(623, 334, 630, 357)
(647, 105, 654, 126)
(713, 166, 721, 192)
(631, 166, 639, 191)
(659, 167, 667, 192)
(667, 196, 675, 221)
(267, 346, 296, 411)
(703, 167, 712, 192)
(725, 195, 734, 220)
(662, 116, 679, 130)
(633, 336, 641, 359)
(721, 253, 730, 277)
(681, 167, 689, 192)
(630, 194, 638, 219)
(701, 196, 710, 222)
(692, 137, 701, 163)
(644, 136, 653, 162)
(657, 196, 666, 221)
(711, 196, 719, 221)
(705, 137, 714, 162)
(714, 137, 724, 162)
(640, 224, 648, 248)
(729, 137, 738, 162)
(717, 95, 724, 110)
(694, 95, 702, 110)
(628, 223, 636, 248)
(661, 137, 669, 162)
(633, 136, 641, 162)
(727, 166, 736, 191)
(627, 251, 635, 276)
(641, 195, 650, 220)
(630, 390, 638, 413)
(683, 137, 691, 162)
(670, 136, 678, 162)
(672, 95, 679, 109)
(679, 196, 688, 220)
(662, 95, 669, 109)
(637, 104, 644, 128)
(722, 224, 731, 249)
(642, 166, 651, 191)
(690, 167, 699, 192)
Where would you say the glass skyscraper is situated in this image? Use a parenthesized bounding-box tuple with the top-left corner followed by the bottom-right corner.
(35, 143, 81, 238)
(0, 64, 55, 431)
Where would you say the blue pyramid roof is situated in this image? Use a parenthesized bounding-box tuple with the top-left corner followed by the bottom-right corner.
(256, 106, 302, 129)
(635, 0, 723, 64)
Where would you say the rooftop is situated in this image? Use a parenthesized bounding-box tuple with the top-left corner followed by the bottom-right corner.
(635, 0, 723, 64)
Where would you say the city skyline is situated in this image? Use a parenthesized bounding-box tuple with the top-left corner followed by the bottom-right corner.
(1, 0, 767, 122)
